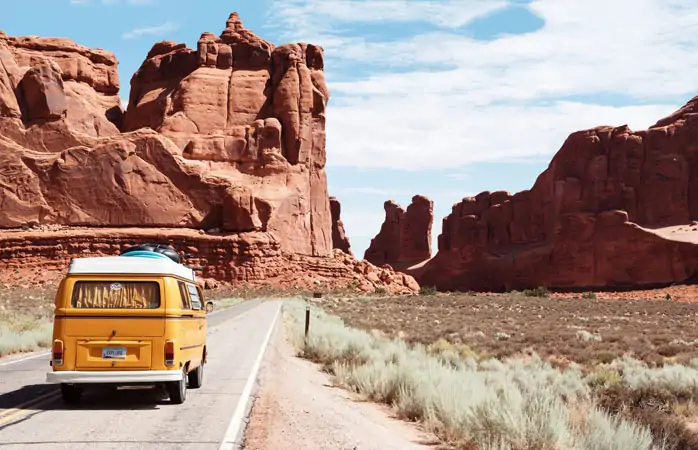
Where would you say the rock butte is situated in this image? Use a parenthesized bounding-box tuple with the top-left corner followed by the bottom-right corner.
(0, 13, 418, 294)
(364, 195, 433, 268)
(329, 197, 352, 256)
(387, 95, 698, 292)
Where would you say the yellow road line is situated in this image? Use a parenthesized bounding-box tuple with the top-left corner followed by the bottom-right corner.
(0, 389, 60, 426)
(207, 301, 266, 331)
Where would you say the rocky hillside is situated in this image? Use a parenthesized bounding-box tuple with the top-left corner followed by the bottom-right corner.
(0, 13, 418, 294)
(376, 96, 698, 291)
(366, 97, 698, 291)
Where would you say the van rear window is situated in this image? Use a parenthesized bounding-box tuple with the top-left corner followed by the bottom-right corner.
(71, 281, 161, 309)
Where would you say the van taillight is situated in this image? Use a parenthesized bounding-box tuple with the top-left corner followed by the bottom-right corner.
(165, 340, 175, 366)
(53, 340, 64, 366)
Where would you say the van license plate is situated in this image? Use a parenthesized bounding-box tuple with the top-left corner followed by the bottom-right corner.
(102, 347, 127, 359)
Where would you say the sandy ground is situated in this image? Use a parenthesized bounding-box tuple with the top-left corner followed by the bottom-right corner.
(242, 321, 442, 450)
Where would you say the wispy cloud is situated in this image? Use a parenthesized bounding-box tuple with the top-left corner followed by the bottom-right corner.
(266, 0, 698, 171)
(122, 21, 178, 40)
(269, 0, 507, 32)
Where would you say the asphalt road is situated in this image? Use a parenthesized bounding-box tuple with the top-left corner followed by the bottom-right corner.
(0, 298, 281, 449)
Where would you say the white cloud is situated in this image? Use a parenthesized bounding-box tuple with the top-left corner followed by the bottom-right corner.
(270, 0, 508, 34)
(267, 0, 698, 171)
(122, 21, 178, 40)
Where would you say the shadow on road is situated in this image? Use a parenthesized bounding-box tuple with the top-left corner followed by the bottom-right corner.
(0, 384, 176, 434)
(0, 383, 170, 412)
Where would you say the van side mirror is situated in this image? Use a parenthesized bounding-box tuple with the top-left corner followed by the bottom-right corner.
(205, 301, 214, 314)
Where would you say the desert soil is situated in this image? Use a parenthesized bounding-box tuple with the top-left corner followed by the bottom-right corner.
(242, 319, 442, 450)
(321, 292, 698, 367)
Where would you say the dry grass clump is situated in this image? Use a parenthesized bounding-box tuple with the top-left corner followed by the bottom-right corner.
(0, 285, 55, 357)
(283, 300, 663, 450)
(211, 297, 245, 309)
(0, 311, 53, 357)
(586, 357, 698, 450)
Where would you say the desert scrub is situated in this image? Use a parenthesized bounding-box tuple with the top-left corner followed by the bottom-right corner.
(419, 285, 438, 296)
(213, 297, 244, 309)
(523, 286, 550, 297)
(576, 330, 603, 343)
(0, 312, 53, 357)
(282, 300, 660, 450)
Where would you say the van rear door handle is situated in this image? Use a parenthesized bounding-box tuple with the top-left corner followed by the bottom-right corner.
(198, 325, 203, 330)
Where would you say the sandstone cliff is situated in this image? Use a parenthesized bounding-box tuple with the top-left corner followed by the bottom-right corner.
(0, 14, 418, 294)
(419, 96, 698, 291)
(364, 195, 433, 267)
(329, 197, 352, 255)
(0, 14, 330, 257)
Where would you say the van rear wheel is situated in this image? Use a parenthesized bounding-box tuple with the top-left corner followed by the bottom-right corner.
(167, 368, 187, 404)
(60, 384, 83, 405)
(188, 362, 203, 389)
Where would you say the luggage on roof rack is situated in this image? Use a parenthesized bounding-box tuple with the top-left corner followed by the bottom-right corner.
(120, 244, 181, 264)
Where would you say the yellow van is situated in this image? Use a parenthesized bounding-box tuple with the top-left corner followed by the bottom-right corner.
(46, 248, 207, 405)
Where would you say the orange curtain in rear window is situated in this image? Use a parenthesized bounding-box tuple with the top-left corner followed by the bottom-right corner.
(71, 282, 161, 309)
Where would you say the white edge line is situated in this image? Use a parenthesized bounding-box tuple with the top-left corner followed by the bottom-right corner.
(218, 302, 281, 450)
(0, 351, 50, 367)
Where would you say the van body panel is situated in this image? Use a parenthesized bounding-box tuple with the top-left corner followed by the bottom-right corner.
(48, 269, 207, 385)
(62, 316, 166, 338)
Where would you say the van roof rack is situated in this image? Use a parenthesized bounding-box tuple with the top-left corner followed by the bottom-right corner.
(68, 255, 196, 282)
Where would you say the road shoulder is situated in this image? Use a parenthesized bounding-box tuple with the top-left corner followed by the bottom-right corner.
(241, 317, 440, 450)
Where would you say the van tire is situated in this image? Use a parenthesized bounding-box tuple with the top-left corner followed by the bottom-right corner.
(188, 361, 203, 389)
(167, 368, 187, 404)
(60, 384, 83, 405)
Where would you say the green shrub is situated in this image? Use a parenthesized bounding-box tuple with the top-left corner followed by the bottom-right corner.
(523, 286, 550, 298)
(419, 285, 438, 296)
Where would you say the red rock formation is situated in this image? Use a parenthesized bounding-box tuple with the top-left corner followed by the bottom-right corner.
(0, 14, 329, 256)
(420, 96, 698, 291)
(0, 228, 418, 294)
(0, 14, 418, 294)
(329, 196, 352, 255)
(364, 195, 433, 267)
(0, 32, 122, 135)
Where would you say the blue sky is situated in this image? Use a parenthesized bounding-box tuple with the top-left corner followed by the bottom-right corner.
(5, 0, 698, 256)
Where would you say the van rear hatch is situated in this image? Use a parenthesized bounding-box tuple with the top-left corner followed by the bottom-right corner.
(61, 280, 165, 370)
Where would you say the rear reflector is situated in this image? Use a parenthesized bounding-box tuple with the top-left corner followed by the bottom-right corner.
(164, 340, 175, 366)
(53, 340, 64, 366)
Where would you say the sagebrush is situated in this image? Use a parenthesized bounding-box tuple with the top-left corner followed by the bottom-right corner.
(283, 300, 672, 450)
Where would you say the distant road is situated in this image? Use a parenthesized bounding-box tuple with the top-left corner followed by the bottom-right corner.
(0, 299, 281, 449)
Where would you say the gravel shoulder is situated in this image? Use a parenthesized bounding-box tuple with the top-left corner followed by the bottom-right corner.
(242, 320, 441, 450)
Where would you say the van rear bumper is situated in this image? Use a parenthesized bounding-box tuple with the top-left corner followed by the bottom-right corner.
(46, 370, 183, 384)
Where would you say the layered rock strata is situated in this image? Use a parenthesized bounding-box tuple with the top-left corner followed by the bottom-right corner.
(419, 96, 698, 291)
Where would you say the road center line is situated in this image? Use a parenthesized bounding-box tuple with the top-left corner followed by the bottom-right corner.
(0, 390, 61, 426)
(218, 303, 281, 450)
